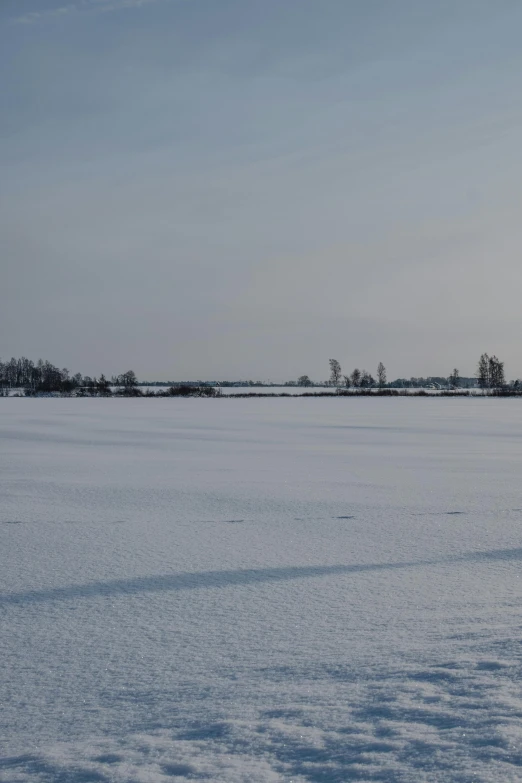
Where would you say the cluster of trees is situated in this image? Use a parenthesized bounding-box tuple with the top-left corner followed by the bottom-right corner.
(0, 357, 224, 398)
(327, 360, 387, 389)
(476, 353, 506, 390)
(0, 357, 141, 396)
(322, 355, 512, 392)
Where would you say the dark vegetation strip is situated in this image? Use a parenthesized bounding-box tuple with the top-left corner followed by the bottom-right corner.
(10, 387, 522, 398)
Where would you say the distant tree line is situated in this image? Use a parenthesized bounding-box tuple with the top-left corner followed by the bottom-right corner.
(318, 354, 518, 394)
(0, 357, 140, 395)
(0, 358, 128, 396)
(0, 357, 223, 398)
(1, 353, 519, 397)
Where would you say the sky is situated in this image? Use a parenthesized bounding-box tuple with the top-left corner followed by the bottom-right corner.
(2, 0, 522, 381)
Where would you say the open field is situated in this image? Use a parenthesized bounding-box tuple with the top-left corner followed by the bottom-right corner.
(2, 397, 522, 782)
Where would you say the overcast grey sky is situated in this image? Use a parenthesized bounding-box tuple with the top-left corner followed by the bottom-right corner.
(2, 0, 522, 381)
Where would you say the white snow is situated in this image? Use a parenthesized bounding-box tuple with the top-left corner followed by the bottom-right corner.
(2, 397, 522, 782)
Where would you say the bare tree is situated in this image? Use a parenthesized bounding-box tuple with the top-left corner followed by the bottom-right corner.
(350, 368, 361, 388)
(343, 375, 352, 388)
(489, 356, 505, 390)
(477, 353, 490, 391)
(377, 362, 386, 388)
(329, 359, 342, 387)
(97, 374, 111, 395)
(360, 370, 375, 388)
(118, 370, 139, 391)
(297, 375, 312, 387)
(449, 368, 460, 389)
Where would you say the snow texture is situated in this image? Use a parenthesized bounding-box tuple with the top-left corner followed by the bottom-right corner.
(2, 397, 522, 782)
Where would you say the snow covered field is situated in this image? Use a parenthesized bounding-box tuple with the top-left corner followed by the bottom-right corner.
(2, 397, 522, 782)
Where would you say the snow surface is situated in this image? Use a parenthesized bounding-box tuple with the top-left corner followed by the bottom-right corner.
(2, 397, 522, 782)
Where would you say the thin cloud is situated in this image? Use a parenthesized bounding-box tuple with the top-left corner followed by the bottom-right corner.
(10, 0, 166, 24)
(12, 6, 75, 24)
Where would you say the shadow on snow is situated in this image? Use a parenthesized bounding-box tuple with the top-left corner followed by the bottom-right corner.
(2, 547, 522, 606)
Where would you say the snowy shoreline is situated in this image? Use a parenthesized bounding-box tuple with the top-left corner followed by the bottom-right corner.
(1, 389, 512, 398)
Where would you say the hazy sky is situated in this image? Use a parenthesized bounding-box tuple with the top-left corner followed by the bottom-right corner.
(2, 0, 522, 381)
